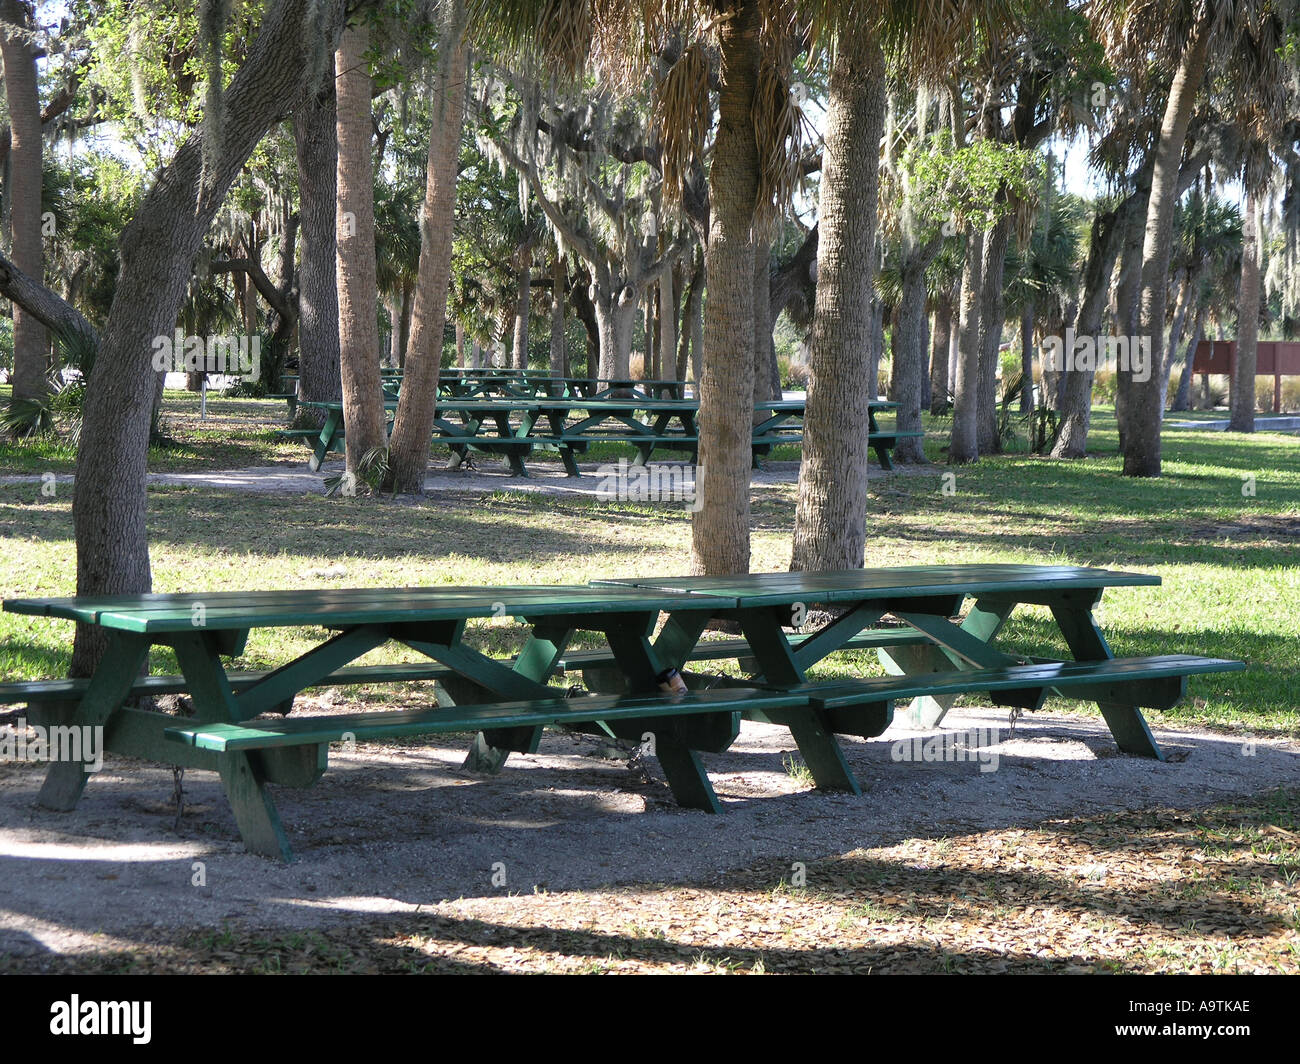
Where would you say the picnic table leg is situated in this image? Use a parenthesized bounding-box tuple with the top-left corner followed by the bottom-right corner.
(309, 408, 341, 472)
(464, 624, 574, 773)
(881, 597, 1015, 729)
(37, 631, 151, 811)
(171, 631, 295, 860)
(1050, 604, 1164, 760)
(602, 615, 727, 813)
(732, 608, 862, 796)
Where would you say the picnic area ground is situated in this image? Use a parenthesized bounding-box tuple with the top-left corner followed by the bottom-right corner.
(0, 390, 1297, 974)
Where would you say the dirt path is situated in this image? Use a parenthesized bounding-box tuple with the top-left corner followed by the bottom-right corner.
(1, 703, 1295, 961)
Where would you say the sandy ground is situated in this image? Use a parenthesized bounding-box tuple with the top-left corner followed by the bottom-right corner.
(1, 702, 1295, 959)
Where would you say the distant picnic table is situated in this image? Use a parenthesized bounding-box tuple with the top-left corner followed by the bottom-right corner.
(294, 392, 915, 475)
(2, 565, 1244, 860)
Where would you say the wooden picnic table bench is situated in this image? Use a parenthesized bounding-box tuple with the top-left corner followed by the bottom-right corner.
(2, 565, 1243, 861)
(298, 398, 907, 477)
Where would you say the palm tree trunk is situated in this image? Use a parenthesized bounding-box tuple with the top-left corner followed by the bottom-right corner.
(678, 249, 703, 385)
(950, 231, 984, 463)
(929, 294, 952, 414)
(0, 0, 47, 401)
(891, 257, 931, 463)
(550, 251, 567, 377)
(752, 240, 773, 409)
(1229, 187, 1259, 432)
(1020, 305, 1035, 414)
(1171, 302, 1205, 412)
(692, 0, 760, 576)
(1163, 268, 1192, 401)
(334, 20, 388, 476)
(1125, 16, 1212, 476)
(976, 213, 1011, 454)
(790, 30, 885, 571)
(513, 241, 532, 371)
(1053, 199, 1130, 457)
(386, 1, 467, 494)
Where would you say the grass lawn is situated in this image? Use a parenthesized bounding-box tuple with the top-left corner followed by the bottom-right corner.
(1, 397, 1295, 735)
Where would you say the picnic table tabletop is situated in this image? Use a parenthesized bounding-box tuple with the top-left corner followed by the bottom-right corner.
(594, 564, 1160, 605)
(4, 584, 739, 632)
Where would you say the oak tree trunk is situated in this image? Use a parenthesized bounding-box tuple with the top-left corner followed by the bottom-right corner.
(70, 0, 322, 674)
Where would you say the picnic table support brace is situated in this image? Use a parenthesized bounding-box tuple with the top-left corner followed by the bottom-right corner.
(732, 608, 861, 795)
(170, 631, 296, 861)
(37, 631, 151, 811)
(882, 598, 1015, 730)
(1050, 605, 1164, 761)
(604, 618, 727, 813)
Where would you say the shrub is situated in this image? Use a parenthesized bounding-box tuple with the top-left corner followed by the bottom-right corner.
(1282, 376, 1300, 413)
(1092, 369, 1117, 404)
(1255, 377, 1276, 413)
(223, 378, 267, 399)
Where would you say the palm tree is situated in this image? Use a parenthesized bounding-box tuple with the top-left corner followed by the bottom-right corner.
(334, 17, 389, 480)
(388, 0, 470, 494)
(1003, 180, 1085, 414)
(470, 0, 807, 575)
(794, 1, 1018, 565)
(0, 0, 48, 405)
(1092, 0, 1295, 474)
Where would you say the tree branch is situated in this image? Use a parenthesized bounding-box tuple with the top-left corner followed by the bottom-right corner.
(0, 250, 98, 354)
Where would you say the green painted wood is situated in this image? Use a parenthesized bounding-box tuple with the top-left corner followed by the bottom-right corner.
(471, 624, 576, 771)
(732, 608, 805, 686)
(1050, 606, 1167, 760)
(5, 585, 739, 632)
(231, 624, 389, 719)
(822, 702, 894, 739)
(171, 629, 296, 857)
(803, 654, 1241, 710)
(102, 706, 222, 772)
(36, 631, 151, 812)
(790, 603, 888, 673)
(594, 565, 1160, 608)
(652, 612, 715, 673)
(551, 627, 931, 675)
(0, 660, 457, 706)
(163, 687, 809, 751)
(255, 744, 328, 788)
(219, 751, 295, 861)
(778, 709, 862, 794)
(884, 598, 1015, 729)
(649, 734, 723, 813)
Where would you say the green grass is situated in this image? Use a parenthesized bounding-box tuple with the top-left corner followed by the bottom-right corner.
(0, 402, 1296, 736)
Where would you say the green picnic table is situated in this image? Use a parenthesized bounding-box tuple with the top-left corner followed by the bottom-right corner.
(1, 565, 1244, 861)
(299, 397, 907, 477)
